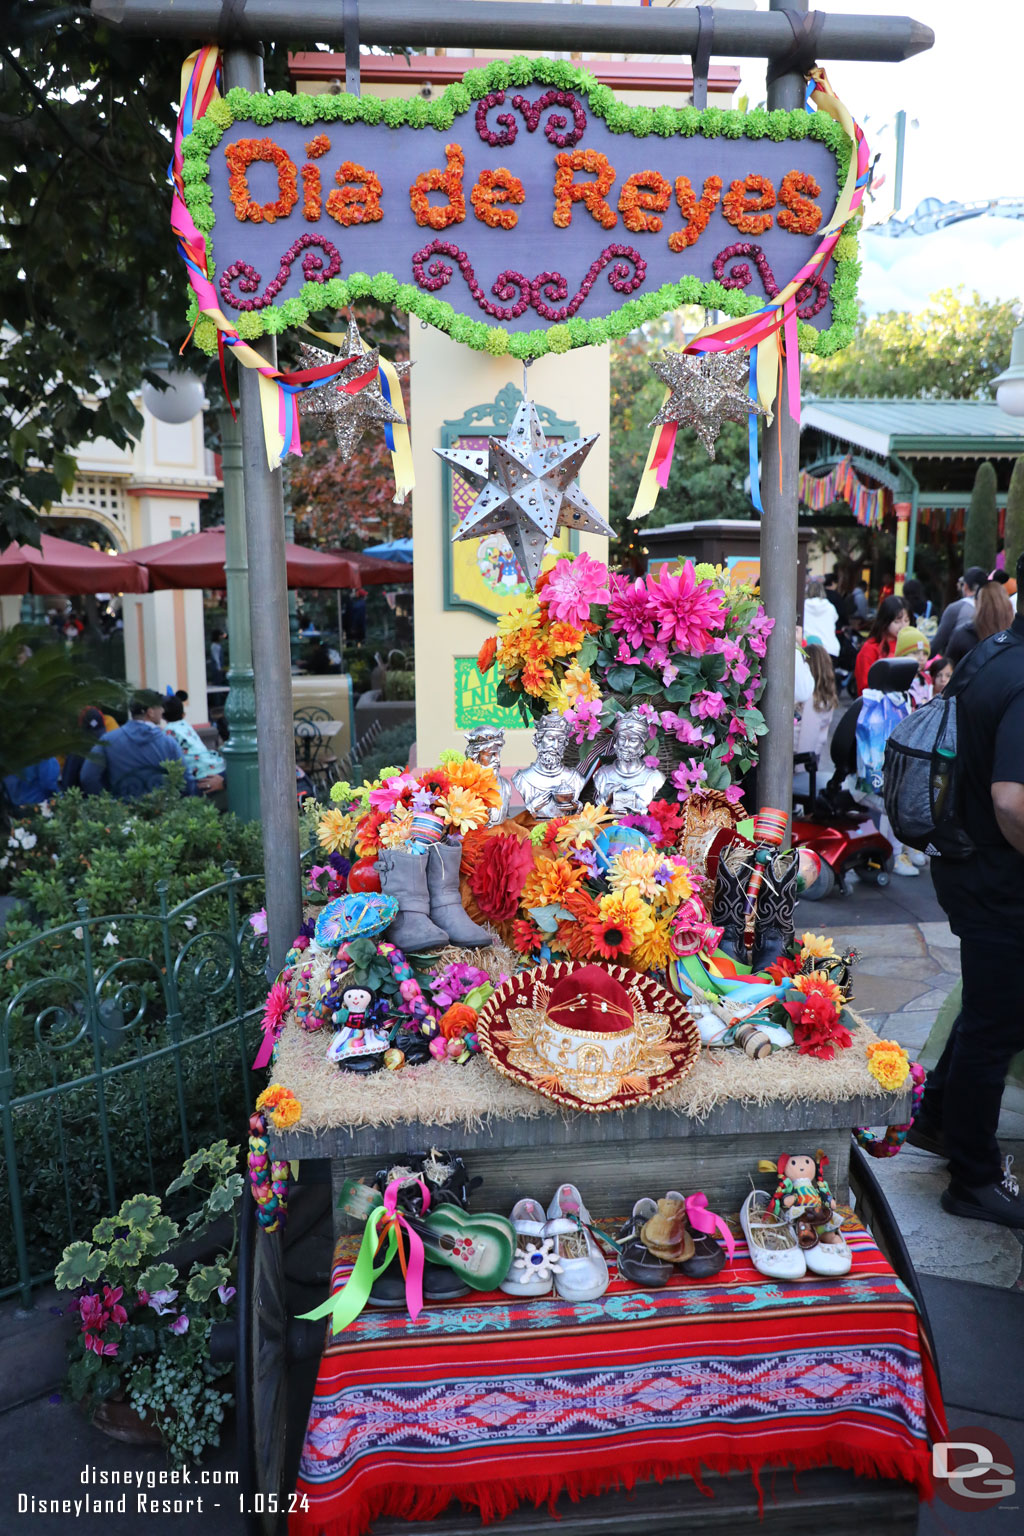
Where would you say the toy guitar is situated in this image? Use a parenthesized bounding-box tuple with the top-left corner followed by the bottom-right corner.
(407, 1206, 515, 1291)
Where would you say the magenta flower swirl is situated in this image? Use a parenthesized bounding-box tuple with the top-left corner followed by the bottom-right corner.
(219, 233, 341, 311)
(410, 241, 645, 322)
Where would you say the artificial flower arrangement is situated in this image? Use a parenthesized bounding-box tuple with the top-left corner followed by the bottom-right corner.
(55, 1143, 242, 1465)
(763, 931, 860, 1060)
(479, 552, 773, 794)
(461, 813, 717, 974)
(318, 751, 501, 857)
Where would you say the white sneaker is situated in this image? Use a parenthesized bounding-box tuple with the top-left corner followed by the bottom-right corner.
(740, 1191, 806, 1281)
(892, 852, 921, 878)
(501, 1198, 560, 1297)
(905, 848, 928, 868)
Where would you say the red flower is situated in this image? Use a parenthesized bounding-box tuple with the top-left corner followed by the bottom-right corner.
(764, 955, 801, 985)
(588, 916, 633, 960)
(645, 799, 683, 847)
(477, 636, 497, 673)
(512, 918, 545, 957)
(783, 991, 852, 1059)
(470, 832, 535, 923)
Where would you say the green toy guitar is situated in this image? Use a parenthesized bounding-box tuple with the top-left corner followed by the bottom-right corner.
(408, 1206, 515, 1291)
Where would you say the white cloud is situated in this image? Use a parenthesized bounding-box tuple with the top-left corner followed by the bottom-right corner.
(859, 217, 1024, 315)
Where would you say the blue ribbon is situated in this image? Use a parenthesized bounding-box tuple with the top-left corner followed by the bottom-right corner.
(748, 345, 763, 515)
(377, 361, 398, 454)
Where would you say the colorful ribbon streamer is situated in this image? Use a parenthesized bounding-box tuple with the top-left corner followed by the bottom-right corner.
(298, 1177, 429, 1334)
(798, 456, 892, 529)
(303, 325, 416, 504)
(170, 48, 397, 475)
(630, 68, 870, 522)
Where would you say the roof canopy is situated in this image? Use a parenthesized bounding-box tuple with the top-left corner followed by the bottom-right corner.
(802, 399, 1024, 460)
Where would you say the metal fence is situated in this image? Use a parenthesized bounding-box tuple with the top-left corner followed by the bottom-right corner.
(0, 866, 268, 1306)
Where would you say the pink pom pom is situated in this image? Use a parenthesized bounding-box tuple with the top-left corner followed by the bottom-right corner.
(399, 978, 420, 1001)
(429, 1037, 448, 1060)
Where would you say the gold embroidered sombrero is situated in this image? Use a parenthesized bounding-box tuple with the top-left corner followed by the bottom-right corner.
(476, 961, 700, 1113)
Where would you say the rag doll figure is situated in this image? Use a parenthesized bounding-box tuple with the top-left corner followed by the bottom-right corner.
(765, 1152, 840, 1248)
(327, 986, 390, 1065)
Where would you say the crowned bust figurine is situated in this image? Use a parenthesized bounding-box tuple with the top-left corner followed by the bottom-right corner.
(592, 708, 666, 815)
(464, 724, 512, 825)
(512, 712, 586, 820)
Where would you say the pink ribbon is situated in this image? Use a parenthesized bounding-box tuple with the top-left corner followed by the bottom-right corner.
(686, 1192, 735, 1259)
(652, 421, 678, 489)
(382, 1177, 428, 1321)
(251, 1019, 278, 1071)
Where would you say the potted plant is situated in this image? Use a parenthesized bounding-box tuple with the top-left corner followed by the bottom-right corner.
(55, 1141, 242, 1465)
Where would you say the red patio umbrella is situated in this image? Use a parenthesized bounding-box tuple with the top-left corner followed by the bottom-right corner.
(0, 533, 150, 595)
(127, 528, 360, 590)
(324, 548, 413, 585)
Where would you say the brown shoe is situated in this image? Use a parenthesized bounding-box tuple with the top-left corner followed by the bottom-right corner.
(641, 1198, 694, 1264)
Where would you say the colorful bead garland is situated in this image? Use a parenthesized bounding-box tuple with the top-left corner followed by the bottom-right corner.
(854, 1062, 927, 1158)
(248, 1110, 291, 1232)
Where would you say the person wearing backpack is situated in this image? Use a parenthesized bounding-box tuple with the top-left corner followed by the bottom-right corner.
(894, 556, 1024, 1228)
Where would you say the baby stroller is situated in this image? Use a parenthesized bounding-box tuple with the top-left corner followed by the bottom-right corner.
(791, 658, 919, 899)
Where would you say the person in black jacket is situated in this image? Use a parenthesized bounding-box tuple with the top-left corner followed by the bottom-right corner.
(910, 554, 1024, 1228)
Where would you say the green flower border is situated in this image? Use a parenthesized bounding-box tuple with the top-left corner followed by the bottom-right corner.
(181, 55, 859, 360)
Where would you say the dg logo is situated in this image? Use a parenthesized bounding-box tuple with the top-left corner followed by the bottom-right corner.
(933, 1427, 1017, 1511)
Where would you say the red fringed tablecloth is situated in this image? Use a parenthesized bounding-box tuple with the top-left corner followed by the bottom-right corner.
(290, 1217, 946, 1536)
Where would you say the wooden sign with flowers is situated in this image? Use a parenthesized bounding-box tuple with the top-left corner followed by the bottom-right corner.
(178, 55, 859, 363)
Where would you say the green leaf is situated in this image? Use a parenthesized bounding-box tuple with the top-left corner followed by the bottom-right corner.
(527, 903, 574, 935)
(56, 1242, 104, 1290)
(143, 1215, 180, 1254)
(605, 665, 636, 691)
(118, 1194, 161, 1230)
(204, 1182, 238, 1215)
(138, 1262, 178, 1294)
(186, 1263, 229, 1304)
(665, 679, 695, 704)
(575, 635, 599, 672)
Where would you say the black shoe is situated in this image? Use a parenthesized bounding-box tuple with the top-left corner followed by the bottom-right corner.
(678, 1221, 727, 1280)
(615, 1200, 674, 1290)
(905, 1117, 946, 1157)
(940, 1159, 1024, 1229)
(368, 1256, 472, 1309)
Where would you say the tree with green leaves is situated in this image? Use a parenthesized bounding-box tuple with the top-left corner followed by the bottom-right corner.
(1004, 458, 1024, 583)
(963, 462, 999, 575)
(0, 625, 125, 789)
(609, 336, 753, 561)
(803, 288, 1019, 402)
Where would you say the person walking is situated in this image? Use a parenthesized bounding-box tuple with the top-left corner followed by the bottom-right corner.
(802, 578, 840, 658)
(854, 595, 908, 695)
(945, 580, 1015, 667)
(932, 565, 988, 657)
(909, 555, 1024, 1227)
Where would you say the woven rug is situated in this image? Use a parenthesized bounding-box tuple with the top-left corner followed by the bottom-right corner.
(290, 1217, 946, 1536)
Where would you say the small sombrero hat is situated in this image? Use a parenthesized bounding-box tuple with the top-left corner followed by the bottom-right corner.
(476, 961, 700, 1113)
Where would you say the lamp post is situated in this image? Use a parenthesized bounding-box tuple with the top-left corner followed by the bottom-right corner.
(218, 410, 261, 821)
(993, 326, 1024, 420)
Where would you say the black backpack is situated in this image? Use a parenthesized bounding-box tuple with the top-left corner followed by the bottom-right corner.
(882, 629, 1024, 859)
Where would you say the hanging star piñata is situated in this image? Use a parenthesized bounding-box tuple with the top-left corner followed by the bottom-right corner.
(435, 398, 612, 590)
(297, 315, 412, 462)
(648, 349, 766, 461)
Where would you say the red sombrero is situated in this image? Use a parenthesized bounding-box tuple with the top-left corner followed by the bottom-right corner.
(476, 961, 700, 1113)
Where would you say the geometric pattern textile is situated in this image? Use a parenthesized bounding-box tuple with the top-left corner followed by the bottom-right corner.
(291, 1217, 947, 1536)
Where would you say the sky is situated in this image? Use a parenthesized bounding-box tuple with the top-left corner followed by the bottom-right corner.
(733, 0, 1024, 313)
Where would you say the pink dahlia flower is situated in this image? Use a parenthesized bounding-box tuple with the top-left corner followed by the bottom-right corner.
(262, 982, 290, 1032)
(607, 574, 656, 650)
(645, 564, 725, 653)
(544, 552, 610, 628)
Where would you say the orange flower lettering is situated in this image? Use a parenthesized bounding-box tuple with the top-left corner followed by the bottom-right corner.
(723, 173, 776, 235)
(471, 167, 526, 230)
(668, 175, 723, 252)
(301, 163, 321, 221)
(777, 170, 822, 235)
(618, 170, 672, 234)
(225, 138, 299, 224)
(409, 144, 467, 230)
(553, 150, 617, 231)
(326, 161, 384, 227)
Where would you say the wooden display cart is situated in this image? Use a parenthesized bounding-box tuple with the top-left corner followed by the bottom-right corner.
(236, 1076, 932, 1536)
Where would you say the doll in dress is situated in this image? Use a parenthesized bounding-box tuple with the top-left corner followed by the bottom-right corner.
(762, 1152, 840, 1249)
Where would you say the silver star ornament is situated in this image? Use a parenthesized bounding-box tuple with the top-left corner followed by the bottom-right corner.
(648, 348, 765, 460)
(436, 399, 612, 590)
(297, 315, 411, 461)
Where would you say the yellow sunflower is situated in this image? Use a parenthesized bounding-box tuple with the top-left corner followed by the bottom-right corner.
(439, 785, 489, 835)
(630, 913, 676, 973)
(317, 808, 357, 854)
(606, 847, 663, 901)
(496, 600, 541, 642)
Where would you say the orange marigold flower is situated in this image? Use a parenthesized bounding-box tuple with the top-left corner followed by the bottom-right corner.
(618, 170, 672, 234)
(410, 143, 466, 230)
(445, 758, 501, 808)
(552, 149, 617, 230)
(668, 174, 722, 252)
(522, 657, 553, 696)
(722, 173, 776, 235)
(477, 635, 497, 673)
(777, 170, 822, 235)
(522, 855, 585, 911)
(547, 621, 584, 657)
(470, 167, 525, 229)
(225, 138, 298, 224)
